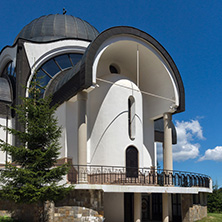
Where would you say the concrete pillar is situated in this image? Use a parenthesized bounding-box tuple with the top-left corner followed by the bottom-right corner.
(163, 112, 173, 171)
(162, 193, 169, 222)
(134, 193, 141, 222)
(163, 113, 173, 222)
(77, 91, 88, 182)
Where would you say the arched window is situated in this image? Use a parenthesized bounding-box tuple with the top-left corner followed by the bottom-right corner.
(34, 53, 82, 97)
(1, 61, 16, 100)
(109, 64, 120, 74)
(128, 96, 135, 140)
(126, 146, 138, 178)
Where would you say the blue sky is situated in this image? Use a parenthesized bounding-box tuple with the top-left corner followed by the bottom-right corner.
(1, 0, 222, 186)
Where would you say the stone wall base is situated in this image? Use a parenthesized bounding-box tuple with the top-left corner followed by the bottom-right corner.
(53, 206, 104, 222)
(181, 194, 207, 222)
(0, 189, 104, 222)
(51, 189, 104, 222)
(0, 191, 208, 222)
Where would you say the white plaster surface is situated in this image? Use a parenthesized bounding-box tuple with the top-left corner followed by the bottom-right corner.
(74, 183, 212, 194)
(55, 103, 67, 158)
(104, 192, 124, 222)
(88, 74, 147, 167)
(0, 117, 12, 164)
(92, 35, 180, 115)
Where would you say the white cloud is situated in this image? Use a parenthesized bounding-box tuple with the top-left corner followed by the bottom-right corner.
(198, 146, 222, 161)
(157, 119, 205, 162)
(173, 119, 204, 161)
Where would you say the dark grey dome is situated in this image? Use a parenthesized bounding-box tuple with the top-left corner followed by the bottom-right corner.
(14, 14, 99, 43)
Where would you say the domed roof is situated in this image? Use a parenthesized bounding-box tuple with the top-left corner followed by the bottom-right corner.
(14, 14, 99, 43)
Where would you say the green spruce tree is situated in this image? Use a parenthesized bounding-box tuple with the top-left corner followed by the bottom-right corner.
(0, 77, 73, 205)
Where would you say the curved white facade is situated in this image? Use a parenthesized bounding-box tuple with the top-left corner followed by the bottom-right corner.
(88, 74, 148, 166)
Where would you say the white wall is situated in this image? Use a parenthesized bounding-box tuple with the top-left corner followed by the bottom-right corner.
(143, 98, 155, 167)
(55, 99, 78, 165)
(0, 117, 7, 164)
(55, 103, 67, 158)
(88, 74, 152, 168)
(54, 37, 179, 169)
(90, 36, 181, 169)
(0, 116, 12, 164)
(66, 100, 78, 164)
(92, 36, 180, 116)
(104, 192, 124, 222)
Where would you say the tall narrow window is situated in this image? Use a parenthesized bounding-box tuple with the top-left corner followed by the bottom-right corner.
(126, 146, 138, 178)
(128, 96, 135, 140)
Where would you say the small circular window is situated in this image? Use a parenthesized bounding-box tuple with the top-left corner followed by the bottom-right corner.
(109, 64, 120, 74)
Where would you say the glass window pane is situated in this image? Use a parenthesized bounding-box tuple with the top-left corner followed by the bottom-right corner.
(11, 63, 16, 77)
(7, 63, 12, 75)
(36, 85, 45, 98)
(41, 59, 60, 77)
(36, 69, 51, 88)
(70, 54, 82, 66)
(54, 54, 72, 70)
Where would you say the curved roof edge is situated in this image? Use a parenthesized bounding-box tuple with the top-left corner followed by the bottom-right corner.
(81, 26, 185, 113)
(0, 45, 14, 55)
(50, 26, 185, 114)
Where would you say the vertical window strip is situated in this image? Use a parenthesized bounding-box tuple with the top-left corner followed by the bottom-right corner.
(128, 96, 136, 140)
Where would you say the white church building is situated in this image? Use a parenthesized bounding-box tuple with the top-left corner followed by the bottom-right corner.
(0, 14, 212, 222)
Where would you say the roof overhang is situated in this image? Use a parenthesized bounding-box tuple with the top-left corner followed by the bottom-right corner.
(51, 26, 185, 115)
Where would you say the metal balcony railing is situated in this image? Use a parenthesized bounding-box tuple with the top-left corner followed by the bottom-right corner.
(67, 165, 211, 188)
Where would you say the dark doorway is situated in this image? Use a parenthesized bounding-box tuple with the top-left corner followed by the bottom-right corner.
(152, 193, 162, 221)
(172, 194, 182, 222)
(126, 146, 138, 178)
(124, 193, 134, 222)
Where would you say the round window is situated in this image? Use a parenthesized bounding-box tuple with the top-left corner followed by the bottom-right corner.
(109, 64, 120, 74)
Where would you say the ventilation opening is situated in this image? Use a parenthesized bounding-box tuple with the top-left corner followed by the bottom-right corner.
(109, 64, 120, 74)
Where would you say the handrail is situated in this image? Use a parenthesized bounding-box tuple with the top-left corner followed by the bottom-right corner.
(65, 165, 211, 188)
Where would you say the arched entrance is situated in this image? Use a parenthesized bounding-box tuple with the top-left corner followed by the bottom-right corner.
(126, 146, 138, 178)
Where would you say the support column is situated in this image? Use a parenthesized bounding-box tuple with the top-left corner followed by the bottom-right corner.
(162, 193, 169, 222)
(77, 91, 88, 183)
(163, 112, 173, 171)
(134, 193, 141, 222)
(163, 113, 173, 222)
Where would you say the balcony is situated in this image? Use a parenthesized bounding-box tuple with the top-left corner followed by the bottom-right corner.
(67, 165, 210, 188)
